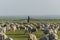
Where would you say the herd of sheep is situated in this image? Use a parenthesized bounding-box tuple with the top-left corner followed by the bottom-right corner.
(0, 22, 60, 40)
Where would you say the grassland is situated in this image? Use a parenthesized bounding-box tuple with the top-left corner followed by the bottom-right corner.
(1, 19, 60, 40)
(5, 30, 60, 40)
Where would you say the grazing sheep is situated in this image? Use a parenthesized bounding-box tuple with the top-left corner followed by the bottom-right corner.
(24, 27, 29, 34)
(0, 33, 8, 40)
(28, 33, 37, 40)
(0, 34, 4, 40)
(11, 25, 17, 32)
(39, 34, 49, 40)
(3, 27, 6, 33)
(39, 28, 58, 40)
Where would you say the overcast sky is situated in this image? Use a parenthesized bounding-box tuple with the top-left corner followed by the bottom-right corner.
(0, 0, 60, 16)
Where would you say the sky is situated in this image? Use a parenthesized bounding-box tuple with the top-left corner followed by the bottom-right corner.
(0, 0, 60, 16)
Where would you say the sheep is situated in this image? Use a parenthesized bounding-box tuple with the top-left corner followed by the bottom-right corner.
(28, 33, 37, 40)
(2, 27, 6, 33)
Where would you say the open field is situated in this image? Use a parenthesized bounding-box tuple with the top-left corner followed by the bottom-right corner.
(1, 19, 60, 23)
(6, 30, 45, 40)
(1, 19, 60, 40)
(6, 30, 60, 40)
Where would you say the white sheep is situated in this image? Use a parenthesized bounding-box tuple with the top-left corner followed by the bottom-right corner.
(29, 34, 37, 40)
